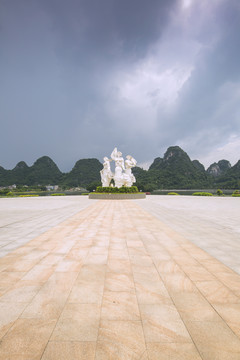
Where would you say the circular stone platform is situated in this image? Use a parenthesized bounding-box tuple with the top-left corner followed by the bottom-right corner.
(88, 193, 146, 199)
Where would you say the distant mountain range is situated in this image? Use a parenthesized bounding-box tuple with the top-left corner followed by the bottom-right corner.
(0, 146, 239, 190)
(133, 146, 240, 191)
(0, 156, 102, 188)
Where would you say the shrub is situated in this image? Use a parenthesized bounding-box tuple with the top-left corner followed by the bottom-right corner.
(95, 186, 139, 194)
(167, 192, 180, 195)
(18, 194, 39, 197)
(6, 192, 14, 197)
(0, 189, 9, 196)
(216, 189, 224, 196)
(50, 193, 65, 196)
(192, 192, 213, 196)
(86, 181, 101, 192)
(232, 190, 240, 197)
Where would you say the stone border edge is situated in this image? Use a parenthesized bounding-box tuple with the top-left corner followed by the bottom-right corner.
(89, 193, 146, 200)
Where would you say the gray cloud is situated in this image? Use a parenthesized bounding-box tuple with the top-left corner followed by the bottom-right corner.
(153, 0, 240, 164)
(0, 0, 240, 171)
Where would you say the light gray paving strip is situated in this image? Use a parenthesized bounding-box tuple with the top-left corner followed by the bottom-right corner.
(136, 195, 240, 274)
(0, 196, 96, 257)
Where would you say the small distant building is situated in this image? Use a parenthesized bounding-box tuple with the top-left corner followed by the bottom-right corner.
(46, 185, 59, 191)
(8, 184, 17, 189)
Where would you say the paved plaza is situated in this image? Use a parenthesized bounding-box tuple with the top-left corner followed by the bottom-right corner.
(0, 195, 240, 359)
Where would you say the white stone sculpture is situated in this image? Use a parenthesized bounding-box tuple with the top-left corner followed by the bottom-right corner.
(100, 148, 137, 188)
(111, 147, 125, 188)
(100, 157, 113, 187)
(124, 155, 137, 187)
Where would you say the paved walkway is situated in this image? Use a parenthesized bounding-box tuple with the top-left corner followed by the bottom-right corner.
(0, 198, 240, 359)
(136, 195, 240, 274)
(0, 196, 96, 258)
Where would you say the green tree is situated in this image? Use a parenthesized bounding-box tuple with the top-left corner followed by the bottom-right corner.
(86, 181, 101, 192)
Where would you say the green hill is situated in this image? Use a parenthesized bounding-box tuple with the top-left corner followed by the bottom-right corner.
(11, 161, 30, 185)
(215, 160, 240, 188)
(25, 156, 63, 185)
(63, 158, 102, 187)
(148, 146, 210, 189)
(0, 148, 239, 190)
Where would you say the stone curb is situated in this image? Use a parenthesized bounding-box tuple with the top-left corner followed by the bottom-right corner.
(88, 193, 146, 200)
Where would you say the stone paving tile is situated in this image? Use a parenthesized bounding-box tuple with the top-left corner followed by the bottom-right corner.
(68, 279, 104, 304)
(0, 199, 240, 359)
(41, 341, 96, 360)
(0, 302, 27, 339)
(171, 291, 222, 321)
(185, 320, 240, 360)
(50, 303, 101, 341)
(212, 304, 240, 339)
(0, 318, 56, 360)
(101, 291, 140, 320)
(195, 279, 240, 304)
(97, 320, 146, 359)
(147, 342, 202, 360)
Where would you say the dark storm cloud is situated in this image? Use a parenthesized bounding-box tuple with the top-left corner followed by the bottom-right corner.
(0, 0, 240, 171)
(153, 0, 240, 166)
(0, 0, 178, 170)
(40, 0, 174, 60)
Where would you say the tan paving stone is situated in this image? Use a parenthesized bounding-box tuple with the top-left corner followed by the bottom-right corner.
(108, 250, 129, 260)
(185, 320, 240, 360)
(21, 264, 55, 282)
(135, 280, 173, 305)
(39, 253, 66, 265)
(105, 272, 135, 292)
(162, 273, 198, 294)
(101, 291, 140, 320)
(107, 259, 132, 274)
(0, 271, 25, 288)
(155, 260, 182, 274)
(41, 341, 96, 360)
(0, 318, 56, 360)
(129, 254, 153, 266)
(180, 265, 215, 282)
(76, 264, 106, 283)
(195, 280, 240, 304)
(140, 303, 192, 343)
(55, 258, 82, 272)
(21, 298, 64, 321)
(0, 282, 41, 303)
(200, 258, 236, 274)
(68, 280, 104, 304)
(33, 272, 78, 304)
(1, 198, 240, 359)
(97, 320, 146, 358)
(51, 303, 101, 341)
(95, 341, 148, 360)
(147, 342, 202, 360)
(132, 268, 161, 283)
(213, 304, 240, 338)
(4, 258, 39, 272)
(0, 302, 27, 339)
(214, 272, 240, 296)
(171, 292, 222, 321)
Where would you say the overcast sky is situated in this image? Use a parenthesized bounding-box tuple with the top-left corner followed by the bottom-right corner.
(1, 0, 240, 171)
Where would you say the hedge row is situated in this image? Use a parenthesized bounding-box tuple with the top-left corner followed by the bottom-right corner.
(95, 186, 139, 193)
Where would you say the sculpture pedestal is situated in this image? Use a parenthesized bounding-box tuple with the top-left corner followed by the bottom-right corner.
(89, 193, 146, 200)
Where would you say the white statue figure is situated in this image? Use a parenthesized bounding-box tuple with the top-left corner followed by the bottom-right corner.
(100, 148, 137, 188)
(111, 147, 125, 188)
(100, 157, 113, 187)
(124, 155, 137, 186)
